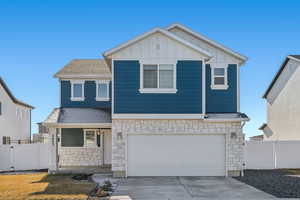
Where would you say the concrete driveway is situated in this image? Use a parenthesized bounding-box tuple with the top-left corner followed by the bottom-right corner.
(110, 177, 275, 200)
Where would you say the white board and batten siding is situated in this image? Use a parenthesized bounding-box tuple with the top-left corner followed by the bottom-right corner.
(110, 32, 207, 63)
(168, 27, 243, 64)
(127, 134, 226, 176)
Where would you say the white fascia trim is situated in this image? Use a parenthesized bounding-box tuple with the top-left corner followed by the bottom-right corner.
(112, 114, 205, 119)
(204, 118, 250, 122)
(166, 23, 248, 64)
(43, 123, 112, 128)
(56, 74, 112, 79)
(287, 56, 300, 63)
(103, 27, 212, 59)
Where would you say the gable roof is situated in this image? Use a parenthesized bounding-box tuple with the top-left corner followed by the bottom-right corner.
(0, 77, 34, 109)
(263, 55, 300, 98)
(103, 27, 212, 59)
(167, 23, 248, 64)
(54, 59, 111, 79)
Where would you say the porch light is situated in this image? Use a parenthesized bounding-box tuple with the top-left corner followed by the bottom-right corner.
(117, 132, 123, 141)
(231, 132, 237, 139)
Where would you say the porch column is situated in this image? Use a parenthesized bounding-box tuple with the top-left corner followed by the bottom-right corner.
(48, 127, 59, 173)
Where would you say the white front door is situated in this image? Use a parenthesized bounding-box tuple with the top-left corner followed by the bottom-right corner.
(127, 134, 226, 176)
(104, 132, 112, 165)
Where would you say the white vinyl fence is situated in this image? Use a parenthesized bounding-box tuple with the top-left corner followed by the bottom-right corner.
(0, 143, 49, 172)
(245, 141, 300, 169)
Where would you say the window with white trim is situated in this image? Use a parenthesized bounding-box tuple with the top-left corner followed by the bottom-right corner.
(84, 129, 97, 147)
(2, 136, 10, 145)
(211, 66, 228, 90)
(96, 80, 110, 101)
(140, 64, 177, 93)
(71, 80, 85, 101)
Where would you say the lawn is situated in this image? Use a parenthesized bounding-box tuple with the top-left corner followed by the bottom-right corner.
(0, 173, 96, 200)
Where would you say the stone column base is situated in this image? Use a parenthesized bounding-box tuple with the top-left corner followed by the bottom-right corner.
(113, 171, 126, 178)
(228, 170, 242, 177)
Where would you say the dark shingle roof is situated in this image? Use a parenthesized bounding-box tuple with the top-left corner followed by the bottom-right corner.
(0, 77, 34, 109)
(43, 108, 111, 124)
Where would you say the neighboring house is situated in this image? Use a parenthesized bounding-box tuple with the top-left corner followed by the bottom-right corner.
(249, 135, 264, 141)
(0, 77, 34, 144)
(261, 55, 300, 140)
(43, 23, 249, 177)
(32, 123, 50, 143)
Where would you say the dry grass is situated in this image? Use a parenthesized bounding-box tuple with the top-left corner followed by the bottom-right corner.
(0, 173, 96, 200)
(287, 169, 300, 175)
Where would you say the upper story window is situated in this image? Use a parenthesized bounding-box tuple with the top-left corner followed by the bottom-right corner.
(96, 80, 110, 101)
(71, 80, 85, 101)
(139, 64, 177, 93)
(211, 65, 228, 90)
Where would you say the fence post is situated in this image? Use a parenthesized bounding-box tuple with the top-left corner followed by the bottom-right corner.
(273, 141, 277, 169)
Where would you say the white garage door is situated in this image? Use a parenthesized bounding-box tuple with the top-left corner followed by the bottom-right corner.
(127, 134, 225, 176)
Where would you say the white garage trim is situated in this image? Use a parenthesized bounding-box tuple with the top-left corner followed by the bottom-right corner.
(125, 133, 227, 177)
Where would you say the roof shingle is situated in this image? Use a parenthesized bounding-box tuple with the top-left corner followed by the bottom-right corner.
(54, 59, 111, 79)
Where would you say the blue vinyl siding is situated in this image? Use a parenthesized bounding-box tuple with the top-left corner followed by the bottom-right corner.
(61, 80, 111, 108)
(206, 64, 237, 113)
(114, 60, 202, 114)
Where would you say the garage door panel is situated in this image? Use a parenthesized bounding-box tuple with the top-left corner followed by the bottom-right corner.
(127, 134, 225, 176)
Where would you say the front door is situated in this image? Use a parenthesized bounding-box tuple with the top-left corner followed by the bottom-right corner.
(104, 132, 112, 165)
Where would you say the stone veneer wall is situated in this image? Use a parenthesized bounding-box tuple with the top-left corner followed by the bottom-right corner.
(112, 119, 244, 177)
(58, 147, 103, 166)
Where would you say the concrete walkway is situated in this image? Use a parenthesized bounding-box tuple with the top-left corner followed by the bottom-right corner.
(109, 176, 276, 200)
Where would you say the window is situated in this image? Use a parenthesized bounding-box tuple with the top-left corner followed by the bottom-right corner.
(3, 136, 11, 145)
(71, 80, 85, 101)
(140, 64, 177, 93)
(84, 129, 100, 147)
(0, 102, 2, 115)
(211, 66, 228, 90)
(96, 80, 110, 101)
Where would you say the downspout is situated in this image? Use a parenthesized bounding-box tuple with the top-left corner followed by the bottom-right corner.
(241, 121, 246, 176)
(202, 60, 206, 116)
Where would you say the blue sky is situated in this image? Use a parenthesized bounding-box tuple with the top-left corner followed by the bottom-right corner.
(1, 0, 300, 138)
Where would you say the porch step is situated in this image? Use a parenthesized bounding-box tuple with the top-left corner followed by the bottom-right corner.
(57, 166, 112, 174)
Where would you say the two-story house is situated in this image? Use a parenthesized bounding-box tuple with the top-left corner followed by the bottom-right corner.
(44, 24, 249, 177)
(0, 77, 34, 144)
(261, 55, 300, 140)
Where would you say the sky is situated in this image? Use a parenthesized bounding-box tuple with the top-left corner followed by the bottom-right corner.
(1, 0, 300, 138)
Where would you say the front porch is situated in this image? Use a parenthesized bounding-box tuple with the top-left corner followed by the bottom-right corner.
(43, 107, 112, 174)
(54, 127, 112, 174)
